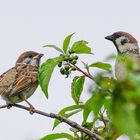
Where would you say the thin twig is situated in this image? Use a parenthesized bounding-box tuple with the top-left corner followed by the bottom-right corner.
(73, 64, 94, 80)
(75, 65, 93, 79)
(0, 104, 104, 140)
(87, 67, 92, 76)
(99, 110, 107, 129)
(66, 62, 93, 80)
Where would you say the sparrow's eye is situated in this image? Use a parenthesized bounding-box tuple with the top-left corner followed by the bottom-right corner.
(121, 38, 128, 45)
(28, 55, 32, 58)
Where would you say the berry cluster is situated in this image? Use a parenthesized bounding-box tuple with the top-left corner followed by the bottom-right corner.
(58, 50, 78, 77)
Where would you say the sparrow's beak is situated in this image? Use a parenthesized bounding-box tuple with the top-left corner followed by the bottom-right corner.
(105, 35, 115, 41)
(34, 53, 44, 59)
(39, 53, 44, 58)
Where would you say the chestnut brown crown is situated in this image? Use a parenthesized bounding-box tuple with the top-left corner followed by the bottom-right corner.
(105, 31, 137, 44)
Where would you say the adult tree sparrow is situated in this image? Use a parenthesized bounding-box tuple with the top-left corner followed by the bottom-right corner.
(105, 31, 139, 80)
(0, 51, 43, 112)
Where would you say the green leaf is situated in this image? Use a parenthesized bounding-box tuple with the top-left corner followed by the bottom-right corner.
(89, 62, 112, 71)
(82, 61, 90, 72)
(53, 105, 84, 129)
(71, 40, 93, 54)
(82, 122, 94, 130)
(105, 54, 116, 61)
(43, 45, 63, 53)
(83, 93, 105, 123)
(63, 33, 75, 53)
(83, 107, 91, 124)
(104, 96, 112, 112)
(39, 56, 64, 98)
(71, 76, 85, 104)
(69, 127, 79, 133)
(111, 100, 139, 139)
(41, 133, 74, 140)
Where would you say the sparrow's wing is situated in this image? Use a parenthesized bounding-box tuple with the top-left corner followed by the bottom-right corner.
(0, 68, 17, 94)
(9, 66, 38, 96)
(9, 76, 34, 96)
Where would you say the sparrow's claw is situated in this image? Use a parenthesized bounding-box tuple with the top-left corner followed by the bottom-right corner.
(0, 104, 12, 109)
(24, 100, 35, 114)
(29, 105, 35, 114)
(6, 103, 13, 109)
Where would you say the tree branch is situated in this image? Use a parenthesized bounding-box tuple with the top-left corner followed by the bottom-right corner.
(0, 104, 104, 140)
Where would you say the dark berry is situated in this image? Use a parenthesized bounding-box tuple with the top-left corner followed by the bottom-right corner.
(64, 56, 70, 61)
(65, 70, 69, 75)
(69, 56, 73, 61)
(69, 49, 75, 54)
(60, 54, 65, 57)
(58, 62, 62, 67)
(60, 68, 65, 75)
(72, 60, 77, 64)
(65, 65, 70, 71)
(74, 55, 78, 60)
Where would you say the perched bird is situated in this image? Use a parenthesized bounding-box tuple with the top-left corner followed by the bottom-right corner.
(0, 51, 43, 112)
(105, 31, 140, 80)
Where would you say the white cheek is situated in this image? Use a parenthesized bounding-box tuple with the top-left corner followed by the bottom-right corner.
(119, 44, 128, 52)
(115, 37, 138, 53)
(115, 36, 126, 46)
(30, 59, 39, 67)
(115, 37, 127, 52)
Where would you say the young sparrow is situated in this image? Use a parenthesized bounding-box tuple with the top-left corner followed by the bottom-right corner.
(0, 51, 43, 112)
(105, 31, 140, 80)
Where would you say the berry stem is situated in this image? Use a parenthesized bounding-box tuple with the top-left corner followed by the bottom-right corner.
(73, 64, 94, 80)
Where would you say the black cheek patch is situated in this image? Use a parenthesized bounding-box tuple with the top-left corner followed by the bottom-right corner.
(121, 39, 128, 45)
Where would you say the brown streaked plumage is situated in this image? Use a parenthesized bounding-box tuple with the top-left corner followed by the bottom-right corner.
(105, 31, 140, 80)
(0, 51, 43, 113)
